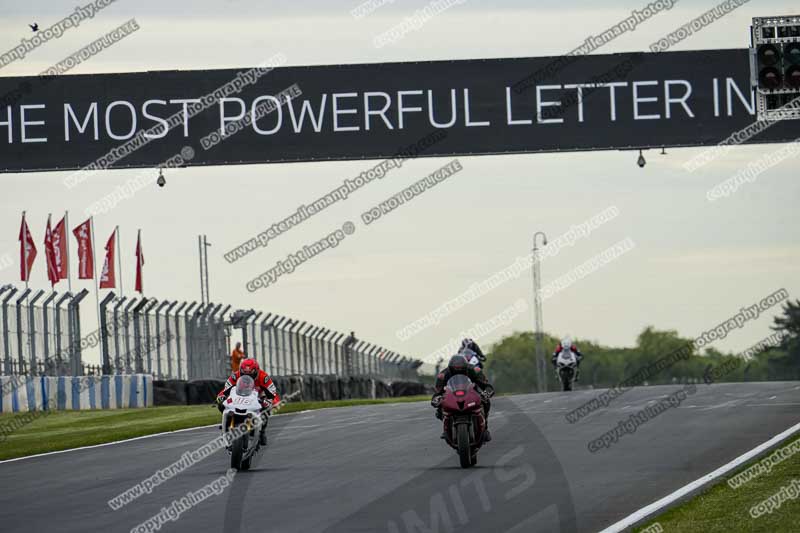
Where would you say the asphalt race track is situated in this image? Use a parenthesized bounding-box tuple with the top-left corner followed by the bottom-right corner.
(1, 382, 798, 533)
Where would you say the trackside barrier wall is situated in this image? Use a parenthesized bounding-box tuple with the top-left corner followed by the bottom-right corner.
(0, 374, 153, 413)
(153, 376, 431, 405)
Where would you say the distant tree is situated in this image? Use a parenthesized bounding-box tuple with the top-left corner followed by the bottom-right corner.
(770, 299, 800, 379)
(632, 326, 697, 382)
(486, 331, 542, 393)
(772, 299, 800, 340)
(483, 308, 800, 394)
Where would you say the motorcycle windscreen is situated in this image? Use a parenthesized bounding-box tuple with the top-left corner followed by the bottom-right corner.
(558, 350, 575, 363)
(445, 374, 473, 397)
(459, 348, 477, 360)
(236, 375, 255, 396)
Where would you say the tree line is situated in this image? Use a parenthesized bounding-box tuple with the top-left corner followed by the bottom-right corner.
(486, 299, 800, 393)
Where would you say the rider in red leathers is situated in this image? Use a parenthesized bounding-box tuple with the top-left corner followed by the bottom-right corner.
(216, 359, 281, 444)
(552, 337, 583, 380)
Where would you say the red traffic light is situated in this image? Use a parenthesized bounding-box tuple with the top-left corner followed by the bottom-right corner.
(759, 67, 783, 89)
(787, 65, 800, 89)
(758, 44, 781, 67)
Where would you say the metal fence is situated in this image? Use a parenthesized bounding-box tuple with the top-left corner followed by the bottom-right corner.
(1, 284, 422, 381)
(237, 311, 421, 381)
(0, 284, 90, 377)
(98, 293, 421, 381)
(100, 293, 230, 380)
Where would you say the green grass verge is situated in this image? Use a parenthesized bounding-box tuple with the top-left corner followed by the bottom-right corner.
(635, 434, 800, 533)
(0, 396, 428, 461)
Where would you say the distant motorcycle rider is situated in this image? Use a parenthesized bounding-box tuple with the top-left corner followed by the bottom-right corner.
(216, 358, 281, 445)
(431, 353, 495, 442)
(460, 338, 487, 369)
(552, 337, 583, 379)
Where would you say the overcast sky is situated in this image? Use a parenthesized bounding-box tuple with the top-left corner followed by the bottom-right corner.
(1, 0, 798, 368)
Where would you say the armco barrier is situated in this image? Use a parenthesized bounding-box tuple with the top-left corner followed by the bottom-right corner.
(390, 381, 429, 397)
(154, 376, 432, 405)
(0, 374, 153, 413)
(152, 379, 188, 406)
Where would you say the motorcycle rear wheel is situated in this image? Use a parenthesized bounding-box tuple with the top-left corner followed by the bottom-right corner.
(457, 424, 472, 468)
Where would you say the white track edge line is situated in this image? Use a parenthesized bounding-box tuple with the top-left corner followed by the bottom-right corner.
(0, 423, 219, 464)
(0, 400, 426, 465)
(0, 409, 311, 465)
(598, 421, 800, 532)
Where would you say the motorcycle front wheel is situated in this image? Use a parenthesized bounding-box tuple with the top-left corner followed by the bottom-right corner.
(457, 424, 472, 468)
(560, 370, 573, 391)
(230, 434, 247, 470)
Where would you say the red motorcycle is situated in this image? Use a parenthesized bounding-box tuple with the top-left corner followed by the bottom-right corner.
(440, 374, 488, 468)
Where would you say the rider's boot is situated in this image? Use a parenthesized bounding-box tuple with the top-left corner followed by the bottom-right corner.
(436, 407, 446, 439)
(482, 403, 492, 443)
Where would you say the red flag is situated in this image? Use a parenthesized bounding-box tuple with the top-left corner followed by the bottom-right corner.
(72, 218, 94, 279)
(135, 231, 144, 294)
(18, 213, 37, 282)
(44, 216, 59, 286)
(52, 216, 68, 279)
(100, 230, 116, 289)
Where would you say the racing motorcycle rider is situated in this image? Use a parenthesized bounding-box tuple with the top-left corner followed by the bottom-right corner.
(431, 354, 495, 442)
(216, 358, 281, 445)
(460, 337, 487, 368)
(552, 337, 583, 380)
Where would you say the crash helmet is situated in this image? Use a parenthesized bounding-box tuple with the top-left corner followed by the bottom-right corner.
(448, 354, 469, 375)
(240, 358, 259, 378)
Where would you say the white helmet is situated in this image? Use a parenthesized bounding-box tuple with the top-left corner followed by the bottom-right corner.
(561, 337, 572, 349)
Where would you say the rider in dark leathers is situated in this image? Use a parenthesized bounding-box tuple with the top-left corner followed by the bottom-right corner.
(431, 353, 495, 441)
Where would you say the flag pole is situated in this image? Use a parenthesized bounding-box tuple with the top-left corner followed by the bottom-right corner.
(22, 211, 30, 374)
(22, 211, 29, 294)
(116, 225, 123, 298)
(137, 229, 143, 296)
(46, 213, 56, 369)
(65, 210, 73, 294)
(90, 217, 102, 361)
(47, 213, 54, 289)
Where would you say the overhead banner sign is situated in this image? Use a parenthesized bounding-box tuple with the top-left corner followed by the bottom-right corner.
(0, 49, 797, 173)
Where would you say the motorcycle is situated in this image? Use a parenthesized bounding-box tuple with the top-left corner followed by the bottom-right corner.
(439, 374, 488, 468)
(220, 375, 268, 471)
(555, 349, 578, 391)
(461, 347, 486, 371)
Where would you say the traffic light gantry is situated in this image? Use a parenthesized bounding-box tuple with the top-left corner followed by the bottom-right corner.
(750, 15, 800, 120)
